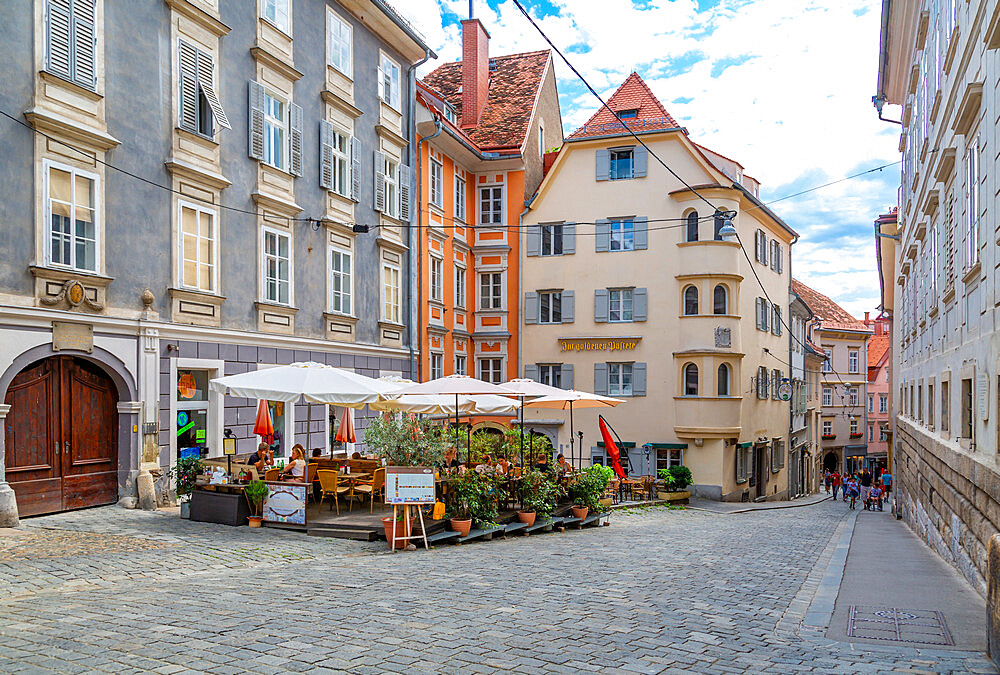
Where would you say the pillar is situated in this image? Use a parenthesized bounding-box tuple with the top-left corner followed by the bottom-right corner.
(0, 404, 20, 527)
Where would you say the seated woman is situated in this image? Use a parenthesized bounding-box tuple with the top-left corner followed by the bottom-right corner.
(280, 445, 307, 481)
(246, 443, 274, 473)
(475, 454, 496, 475)
(496, 456, 511, 476)
(442, 447, 460, 473)
(556, 453, 573, 476)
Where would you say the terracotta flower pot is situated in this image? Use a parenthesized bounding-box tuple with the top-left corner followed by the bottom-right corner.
(449, 517, 472, 537)
(247, 516, 263, 528)
(517, 511, 536, 526)
(571, 505, 589, 520)
(382, 516, 416, 549)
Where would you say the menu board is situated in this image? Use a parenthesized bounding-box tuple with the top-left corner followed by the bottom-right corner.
(262, 482, 307, 525)
(385, 467, 435, 505)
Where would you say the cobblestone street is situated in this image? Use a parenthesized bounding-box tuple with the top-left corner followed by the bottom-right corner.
(0, 501, 994, 674)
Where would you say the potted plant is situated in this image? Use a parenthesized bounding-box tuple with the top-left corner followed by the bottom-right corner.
(657, 466, 693, 502)
(243, 480, 269, 528)
(518, 469, 564, 526)
(166, 456, 204, 518)
(364, 412, 449, 467)
(569, 465, 613, 519)
(445, 471, 506, 535)
(382, 509, 416, 549)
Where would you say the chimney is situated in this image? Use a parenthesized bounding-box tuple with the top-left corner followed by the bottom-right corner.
(460, 19, 489, 129)
(864, 311, 870, 326)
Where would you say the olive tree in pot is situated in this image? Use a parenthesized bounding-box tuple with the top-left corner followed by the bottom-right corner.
(166, 456, 204, 518)
(243, 480, 269, 528)
(569, 465, 613, 520)
(517, 469, 564, 526)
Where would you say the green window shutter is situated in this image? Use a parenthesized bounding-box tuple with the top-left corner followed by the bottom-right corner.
(71, 0, 96, 90)
(178, 40, 199, 133)
(593, 363, 608, 396)
(595, 219, 610, 252)
(633, 287, 647, 321)
(632, 363, 647, 396)
(289, 102, 303, 177)
(523, 292, 538, 325)
(594, 288, 609, 323)
(319, 120, 334, 190)
(634, 216, 648, 250)
(595, 148, 609, 181)
(561, 290, 574, 323)
(46, 0, 72, 80)
(562, 363, 574, 390)
(563, 222, 576, 254)
(248, 81, 265, 160)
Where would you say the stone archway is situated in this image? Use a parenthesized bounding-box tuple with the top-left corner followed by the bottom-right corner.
(823, 451, 840, 473)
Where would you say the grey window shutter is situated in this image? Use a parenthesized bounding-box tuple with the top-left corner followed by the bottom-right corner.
(632, 363, 647, 396)
(755, 297, 762, 329)
(634, 216, 648, 250)
(248, 81, 265, 160)
(197, 49, 230, 130)
(595, 148, 610, 181)
(373, 151, 386, 212)
(594, 363, 609, 396)
(595, 219, 610, 252)
(562, 290, 574, 323)
(399, 163, 412, 221)
(350, 137, 360, 201)
(46, 0, 72, 80)
(178, 41, 199, 133)
(71, 0, 96, 90)
(289, 102, 303, 176)
(634, 146, 648, 177)
(523, 292, 538, 324)
(524, 364, 538, 382)
(594, 288, 609, 323)
(319, 120, 334, 190)
(526, 225, 540, 257)
(562, 363, 574, 390)
(633, 287, 647, 321)
(563, 222, 576, 254)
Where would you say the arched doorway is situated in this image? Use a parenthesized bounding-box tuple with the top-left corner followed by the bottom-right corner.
(823, 451, 839, 473)
(3, 356, 119, 516)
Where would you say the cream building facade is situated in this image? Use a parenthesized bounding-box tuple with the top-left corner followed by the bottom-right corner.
(520, 74, 798, 501)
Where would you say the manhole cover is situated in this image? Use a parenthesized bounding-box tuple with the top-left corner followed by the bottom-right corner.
(848, 606, 954, 646)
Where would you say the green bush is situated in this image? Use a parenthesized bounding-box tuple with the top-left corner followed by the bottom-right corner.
(519, 469, 564, 519)
(243, 480, 269, 517)
(570, 465, 613, 513)
(364, 413, 449, 467)
(667, 465, 693, 490)
(167, 456, 204, 500)
(445, 471, 507, 528)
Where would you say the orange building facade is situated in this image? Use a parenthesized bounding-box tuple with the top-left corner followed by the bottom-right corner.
(412, 19, 562, 387)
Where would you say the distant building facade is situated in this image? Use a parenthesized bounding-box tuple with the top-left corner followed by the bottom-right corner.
(789, 291, 824, 497)
(864, 314, 891, 468)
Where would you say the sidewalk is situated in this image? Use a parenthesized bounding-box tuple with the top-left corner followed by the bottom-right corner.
(688, 491, 830, 514)
(826, 506, 987, 651)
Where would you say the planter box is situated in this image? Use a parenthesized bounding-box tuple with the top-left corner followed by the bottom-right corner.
(657, 490, 690, 503)
(822, 435, 836, 440)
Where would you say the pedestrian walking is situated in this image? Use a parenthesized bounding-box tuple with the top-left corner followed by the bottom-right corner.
(832, 471, 842, 500)
(846, 476, 860, 509)
(881, 470, 892, 493)
(860, 470, 873, 510)
(824, 470, 832, 494)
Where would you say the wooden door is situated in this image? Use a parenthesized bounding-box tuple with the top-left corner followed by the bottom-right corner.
(3, 357, 118, 516)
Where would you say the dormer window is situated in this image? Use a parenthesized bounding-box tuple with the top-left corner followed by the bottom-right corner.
(617, 109, 638, 119)
(444, 104, 457, 125)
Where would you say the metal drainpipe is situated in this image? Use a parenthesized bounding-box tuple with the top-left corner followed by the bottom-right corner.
(406, 49, 433, 380)
(518, 205, 530, 380)
(415, 116, 442, 382)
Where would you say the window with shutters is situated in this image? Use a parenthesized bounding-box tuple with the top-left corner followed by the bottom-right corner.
(683, 286, 698, 316)
(772, 369, 781, 400)
(683, 363, 698, 396)
(609, 289, 633, 322)
(480, 272, 502, 310)
(178, 41, 229, 138)
(608, 363, 633, 396)
(326, 8, 351, 76)
(327, 246, 352, 315)
(430, 159, 443, 208)
(454, 176, 467, 222)
(430, 256, 443, 302)
(455, 354, 467, 376)
(45, 0, 97, 91)
(378, 53, 401, 110)
(756, 297, 769, 331)
(263, 90, 288, 171)
(455, 265, 466, 308)
(541, 224, 563, 256)
(479, 186, 503, 226)
(262, 227, 291, 305)
(538, 291, 562, 324)
(735, 446, 749, 483)
(609, 149, 634, 180)
(430, 353, 443, 380)
(262, 0, 290, 34)
(178, 201, 217, 293)
(713, 284, 728, 315)
(757, 366, 769, 399)
(771, 439, 785, 471)
(382, 263, 401, 323)
(772, 305, 782, 335)
(383, 157, 399, 218)
(478, 358, 503, 384)
(539, 364, 562, 388)
(320, 123, 352, 197)
(610, 219, 634, 251)
(770, 241, 783, 273)
(685, 211, 699, 242)
(45, 161, 98, 273)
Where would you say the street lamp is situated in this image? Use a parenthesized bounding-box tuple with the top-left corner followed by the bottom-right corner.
(718, 211, 738, 242)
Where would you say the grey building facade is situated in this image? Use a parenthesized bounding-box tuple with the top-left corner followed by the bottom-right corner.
(0, 0, 431, 523)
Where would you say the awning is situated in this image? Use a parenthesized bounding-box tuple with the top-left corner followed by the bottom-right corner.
(737, 441, 753, 448)
(597, 440, 636, 448)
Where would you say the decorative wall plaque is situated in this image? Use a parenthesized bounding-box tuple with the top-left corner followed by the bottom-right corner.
(41, 278, 104, 311)
(52, 321, 94, 353)
(714, 327, 732, 348)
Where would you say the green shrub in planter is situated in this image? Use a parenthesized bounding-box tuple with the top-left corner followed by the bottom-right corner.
(569, 465, 613, 513)
(667, 465, 693, 490)
(519, 469, 564, 519)
(166, 456, 204, 501)
(243, 480, 269, 517)
(445, 471, 507, 528)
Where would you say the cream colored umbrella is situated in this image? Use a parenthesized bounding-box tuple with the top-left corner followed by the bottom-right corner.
(527, 390, 625, 469)
(501, 379, 572, 467)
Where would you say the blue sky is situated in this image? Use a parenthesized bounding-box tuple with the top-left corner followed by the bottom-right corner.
(400, 0, 899, 318)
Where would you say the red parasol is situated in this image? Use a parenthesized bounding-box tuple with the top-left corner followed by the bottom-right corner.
(253, 400, 274, 444)
(334, 407, 356, 444)
(599, 416, 627, 480)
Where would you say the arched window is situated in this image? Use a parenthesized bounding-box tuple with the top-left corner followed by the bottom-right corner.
(713, 284, 728, 315)
(718, 363, 730, 396)
(685, 211, 699, 242)
(683, 285, 699, 315)
(713, 210, 726, 240)
(684, 363, 699, 396)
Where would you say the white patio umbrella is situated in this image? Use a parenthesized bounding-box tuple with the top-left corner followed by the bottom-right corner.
(527, 390, 625, 469)
(501, 379, 572, 467)
(209, 362, 395, 450)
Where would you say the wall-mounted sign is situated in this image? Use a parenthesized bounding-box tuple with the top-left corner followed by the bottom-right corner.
(385, 467, 436, 505)
(559, 337, 641, 353)
(778, 382, 792, 401)
(52, 321, 94, 353)
(223, 438, 237, 456)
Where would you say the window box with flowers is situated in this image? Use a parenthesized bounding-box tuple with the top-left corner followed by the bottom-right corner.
(822, 434, 837, 440)
(849, 432, 863, 439)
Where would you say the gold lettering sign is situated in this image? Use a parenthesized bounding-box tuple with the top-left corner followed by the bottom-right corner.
(559, 338, 641, 353)
(52, 321, 94, 353)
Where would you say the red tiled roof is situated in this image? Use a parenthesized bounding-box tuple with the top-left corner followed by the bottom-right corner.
(792, 279, 871, 333)
(420, 50, 550, 150)
(568, 72, 681, 139)
(867, 334, 889, 368)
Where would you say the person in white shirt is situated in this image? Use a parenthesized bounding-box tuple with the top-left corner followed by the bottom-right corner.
(280, 445, 306, 481)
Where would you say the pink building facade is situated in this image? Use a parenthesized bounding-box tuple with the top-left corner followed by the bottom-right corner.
(865, 314, 891, 467)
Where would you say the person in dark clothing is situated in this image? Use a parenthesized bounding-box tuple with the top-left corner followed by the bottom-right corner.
(859, 470, 873, 510)
(247, 443, 273, 473)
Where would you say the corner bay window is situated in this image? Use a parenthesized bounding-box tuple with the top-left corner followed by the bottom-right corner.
(683, 364, 698, 396)
(717, 364, 730, 396)
(713, 285, 728, 315)
(47, 163, 97, 273)
(683, 286, 699, 316)
(480, 272, 502, 310)
(685, 211, 698, 242)
(608, 363, 633, 396)
(262, 228, 290, 305)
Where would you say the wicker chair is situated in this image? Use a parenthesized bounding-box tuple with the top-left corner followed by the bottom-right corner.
(317, 470, 352, 514)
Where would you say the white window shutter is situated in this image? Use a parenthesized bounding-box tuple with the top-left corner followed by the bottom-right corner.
(350, 137, 360, 201)
(373, 151, 386, 212)
(319, 120, 334, 190)
(46, 0, 73, 80)
(178, 41, 199, 133)
(399, 163, 411, 221)
(197, 49, 230, 130)
(376, 65, 385, 102)
(71, 0, 97, 90)
(289, 102, 303, 177)
(248, 81, 265, 160)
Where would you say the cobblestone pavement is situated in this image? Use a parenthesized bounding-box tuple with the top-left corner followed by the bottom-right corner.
(0, 502, 994, 674)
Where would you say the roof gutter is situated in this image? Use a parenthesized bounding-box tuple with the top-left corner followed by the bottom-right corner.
(414, 115, 443, 383)
(441, 122, 522, 162)
(371, 0, 437, 59)
(873, 0, 902, 125)
(734, 182, 799, 240)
